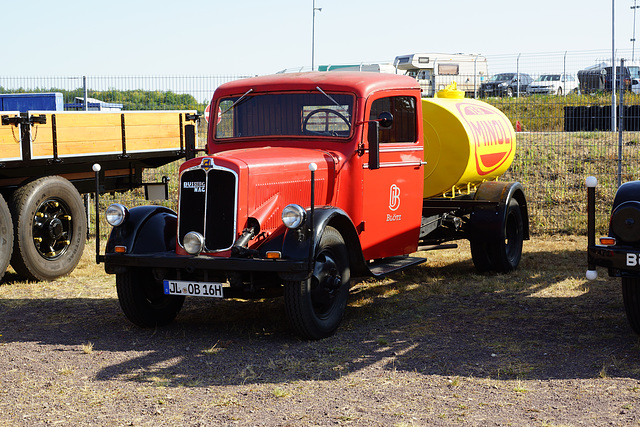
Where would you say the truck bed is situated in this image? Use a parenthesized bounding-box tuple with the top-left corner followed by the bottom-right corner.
(0, 110, 198, 193)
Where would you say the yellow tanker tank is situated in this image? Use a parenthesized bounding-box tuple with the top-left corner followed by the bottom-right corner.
(422, 84, 516, 199)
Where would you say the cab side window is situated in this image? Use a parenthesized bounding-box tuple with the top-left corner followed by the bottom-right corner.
(368, 96, 417, 144)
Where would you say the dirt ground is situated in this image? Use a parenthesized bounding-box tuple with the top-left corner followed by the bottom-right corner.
(1, 235, 640, 426)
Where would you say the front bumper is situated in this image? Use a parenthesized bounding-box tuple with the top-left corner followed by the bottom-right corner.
(103, 252, 309, 276)
(527, 87, 552, 95)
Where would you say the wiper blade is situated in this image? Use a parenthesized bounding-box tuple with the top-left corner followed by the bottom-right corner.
(220, 89, 253, 115)
(316, 86, 349, 116)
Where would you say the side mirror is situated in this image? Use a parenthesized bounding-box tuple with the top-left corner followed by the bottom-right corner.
(378, 111, 393, 128)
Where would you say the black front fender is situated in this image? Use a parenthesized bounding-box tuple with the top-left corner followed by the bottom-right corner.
(277, 206, 365, 281)
(105, 205, 177, 256)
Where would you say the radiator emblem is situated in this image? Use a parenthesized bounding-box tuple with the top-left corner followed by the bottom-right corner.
(200, 157, 214, 171)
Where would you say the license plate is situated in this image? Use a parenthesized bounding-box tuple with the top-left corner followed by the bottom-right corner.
(163, 279, 224, 298)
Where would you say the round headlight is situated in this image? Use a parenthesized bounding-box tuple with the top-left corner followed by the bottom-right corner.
(183, 231, 205, 255)
(282, 204, 307, 229)
(105, 203, 128, 227)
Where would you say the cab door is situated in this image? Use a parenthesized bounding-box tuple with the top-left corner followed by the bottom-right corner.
(360, 93, 424, 260)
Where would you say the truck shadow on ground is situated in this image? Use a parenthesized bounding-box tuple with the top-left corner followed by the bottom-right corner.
(1, 247, 638, 388)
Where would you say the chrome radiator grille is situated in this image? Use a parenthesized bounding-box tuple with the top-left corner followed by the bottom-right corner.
(178, 167, 237, 252)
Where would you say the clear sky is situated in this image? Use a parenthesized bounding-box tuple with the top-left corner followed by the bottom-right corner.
(2, 0, 638, 76)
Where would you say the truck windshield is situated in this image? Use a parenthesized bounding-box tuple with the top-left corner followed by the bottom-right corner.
(215, 92, 354, 140)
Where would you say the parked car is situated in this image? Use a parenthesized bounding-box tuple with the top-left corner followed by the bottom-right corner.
(526, 73, 579, 96)
(628, 63, 640, 94)
(479, 73, 533, 97)
(577, 64, 631, 93)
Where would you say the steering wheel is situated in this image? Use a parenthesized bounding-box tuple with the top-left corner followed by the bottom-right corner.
(302, 108, 351, 136)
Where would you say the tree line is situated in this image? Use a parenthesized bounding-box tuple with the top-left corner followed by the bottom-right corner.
(0, 87, 207, 112)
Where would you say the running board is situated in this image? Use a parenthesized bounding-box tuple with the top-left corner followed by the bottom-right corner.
(367, 256, 427, 278)
(416, 243, 458, 252)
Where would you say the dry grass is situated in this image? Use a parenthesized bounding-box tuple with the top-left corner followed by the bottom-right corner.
(1, 235, 639, 426)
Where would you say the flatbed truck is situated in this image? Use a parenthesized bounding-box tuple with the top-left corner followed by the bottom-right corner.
(0, 110, 198, 281)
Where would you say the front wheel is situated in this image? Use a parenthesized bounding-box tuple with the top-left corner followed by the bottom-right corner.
(622, 277, 640, 334)
(116, 269, 185, 327)
(284, 226, 350, 340)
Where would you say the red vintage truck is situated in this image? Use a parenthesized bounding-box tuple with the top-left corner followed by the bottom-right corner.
(98, 72, 529, 339)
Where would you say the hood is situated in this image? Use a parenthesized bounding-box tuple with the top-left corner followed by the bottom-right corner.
(213, 147, 337, 236)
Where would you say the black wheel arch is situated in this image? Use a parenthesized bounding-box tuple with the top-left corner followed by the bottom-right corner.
(469, 181, 530, 242)
(278, 206, 367, 281)
(106, 205, 177, 256)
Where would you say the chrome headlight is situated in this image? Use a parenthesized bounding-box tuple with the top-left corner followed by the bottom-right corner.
(282, 204, 307, 229)
(105, 203, 128, 227)
(183, 231, 205, 255)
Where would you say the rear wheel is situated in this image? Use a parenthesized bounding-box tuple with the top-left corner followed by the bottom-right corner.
(557, 87, 563, 96)
(284, 226, 350, 340)
(0, 194, 13, 281)
(10, 176, 86, 281)
(470, 240, 494, 273)
(116, 268, 185, 327)
(487, 198, 524, 273)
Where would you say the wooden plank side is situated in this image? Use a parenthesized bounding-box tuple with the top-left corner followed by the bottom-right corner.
(0, 112, 21, 161)
(29, 111, 196, 159)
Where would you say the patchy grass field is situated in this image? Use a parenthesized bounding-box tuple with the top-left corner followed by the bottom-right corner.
(1, 236, 640, 426)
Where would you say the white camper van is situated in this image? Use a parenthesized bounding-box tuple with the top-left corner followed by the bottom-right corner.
(394, 53, 488, 97)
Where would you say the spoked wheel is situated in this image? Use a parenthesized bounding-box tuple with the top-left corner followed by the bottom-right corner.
(284, 226, 350, 340)
(116, 268, 185, 327)
(0, 194, 13, 281)
(622, 277, 640, 334)
(10, 176, 86, 281)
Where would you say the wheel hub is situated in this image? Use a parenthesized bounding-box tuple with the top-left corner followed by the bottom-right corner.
(310, 253, 342, 313)
(32, 198, 73, 260)
(47, 218, 64, 240)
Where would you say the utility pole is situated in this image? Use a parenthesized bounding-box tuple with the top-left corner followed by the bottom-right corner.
(613, 0, 617, 132)
(311, 0, 322, 71)
(633, 0, 639, 61)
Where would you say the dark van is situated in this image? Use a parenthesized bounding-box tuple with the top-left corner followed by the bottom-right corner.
(578, 65, 631, 93)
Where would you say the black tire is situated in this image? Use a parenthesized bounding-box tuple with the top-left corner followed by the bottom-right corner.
(0, 194, 13, 281)
(284, 226, 350, 340)
(116, 269, 185, 327)
(470, 240, 494, 273)
(487, 198, 524, 273)
(622, 278, 640, 334)
(10, 176, 86, 281)
(557, 87, 563, 96)
(506, 87, 514, 97)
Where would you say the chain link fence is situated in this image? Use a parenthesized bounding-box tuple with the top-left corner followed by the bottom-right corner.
(2, 50, 640, 236)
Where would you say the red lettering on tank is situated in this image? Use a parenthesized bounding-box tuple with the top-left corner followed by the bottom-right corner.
(455, 102, 515, 175)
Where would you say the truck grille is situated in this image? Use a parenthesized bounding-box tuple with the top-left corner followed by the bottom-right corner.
(178, 167, 237, 252)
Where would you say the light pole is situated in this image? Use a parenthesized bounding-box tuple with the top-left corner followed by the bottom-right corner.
(633, 0, 639, 61)
(312, 0, 322, 71)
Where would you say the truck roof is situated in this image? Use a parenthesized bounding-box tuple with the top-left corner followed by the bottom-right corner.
(213, 72, 420, 99)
